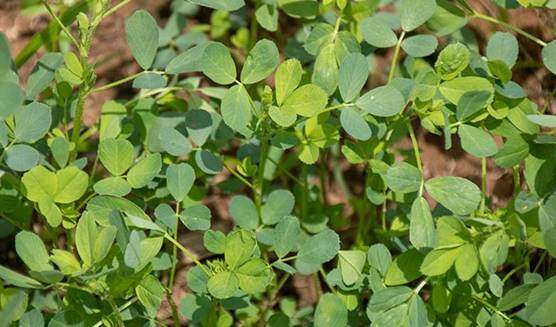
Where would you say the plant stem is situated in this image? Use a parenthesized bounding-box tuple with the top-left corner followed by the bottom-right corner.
(405, 119, 423, 173)
(472, 12, 547, 47)
(223, 162, 256, 190)
(472, 296, 511, 322)
(480, 157, 487, 214)
(388, 31, 406, 83)
(501, 263, 526, 283)
(102, 0, 134, 20)
(41, 0, 81, 49)
(163, 234, 210, 275)
(88, 71, 153, 94)
(168, 202, 180, 293)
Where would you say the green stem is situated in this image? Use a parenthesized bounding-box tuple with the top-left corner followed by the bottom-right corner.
(89, 71, 156, 94)
(41, 0, 81, 49)
(101, 0, 134, 20)
(480, 157, 487, 214)
(255, 135, 269, 214)
(223, 162, 257, 191)
(472, 296, 511, 322)
(388, 31, 406, 83)
(501, 263, 526, 283)
(472, 12, 547, 47)
(163, 234, 210, 275)
(168, 202, 180, 293)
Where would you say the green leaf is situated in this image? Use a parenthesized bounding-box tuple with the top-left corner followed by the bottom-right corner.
(458, 124, 498, 157)
(166, 43, 207, 74)
(50, 249, 81, 275)
(361, 16, 397, 48)
(225, 230, 257, 269)
(385, 249, 424, 285)
(15, 231, 52, 272)
(281, 84, 328, 118)
(136, 275, 164, 317)
(487, 32, 519, 68)
(19, 309, 44, 327)
(26, 53, 64, 98)
(207, 271, 239, 299)
(229, 195, 258, 230)
(0, 81, 24, 119)
(420, 247, 461, 276)
(99, 100, 126, 141)
(195, 150, 223, 175)
(0, 266, 41, 289)
(21, 165, 57, 202)
(159, 128, 192, 156)
(166, 163, 195, 202)
(439, 77, 494, 104)
(314, 293, 348, 327)
(127, 153, 162, 189)
(498, 284, 535, 311)
(273, 216, 301, 258)
(54, 166, 88, 204)
(435, 43, 470, 80)
(401, 35, 438, 58)
(384, 162, 422, 193)
(180, 294, 211, 322)
(5, 144, 39, 172)
(338, 250, 366, 285)
(203, 230, 226, 254)
(98, 138, 135, 176)
(75, 213, 97, 267)
(400, 0, 436, 32)
(456, 91, 492, 121)
(221, 84, 252, 133)
(356, 86, 405, 117)
(0, 289, 27, 326)
(494, 136, 529, 168)
(38, 199, 63, 227)
(526, 275, 556, 326)
(94, 177, 131, 197)
(261, 189, 295, 225)
(124, 230, 142, 268)
(189, 0, 245, 11)
(236, 258, 272, 294)
(426, 0, 467, 36)
(311, 44, 338, 96)
(50, 137, 69, 168)
(255, 4, 278, 32)
(454, 244, 479, 281)
(180, 204, 211, 231)
(338, 53, 368, 102)
(275, 59, 303, 106)
(93, 226, 117, 264)
(269, 105, 297, 127)
(425, 176, 481, 215)
(527, 114, 556, 128)
(202, 42, 237, 85)
(297, 229, 340, 265)
(541, 40, 556, 75)
(240, 39, 279, 84)
(409, 197, 436, 250)
(340, 107, 372, 141)
(368, 286, 413, 313)
(125, 10, 159, 70)
(367, 244, 392, 276)
(278, 0, 318, 18)
(132, 72, 166, 89)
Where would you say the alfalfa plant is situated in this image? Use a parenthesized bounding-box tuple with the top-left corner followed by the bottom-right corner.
(0, 0, 556, 325)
